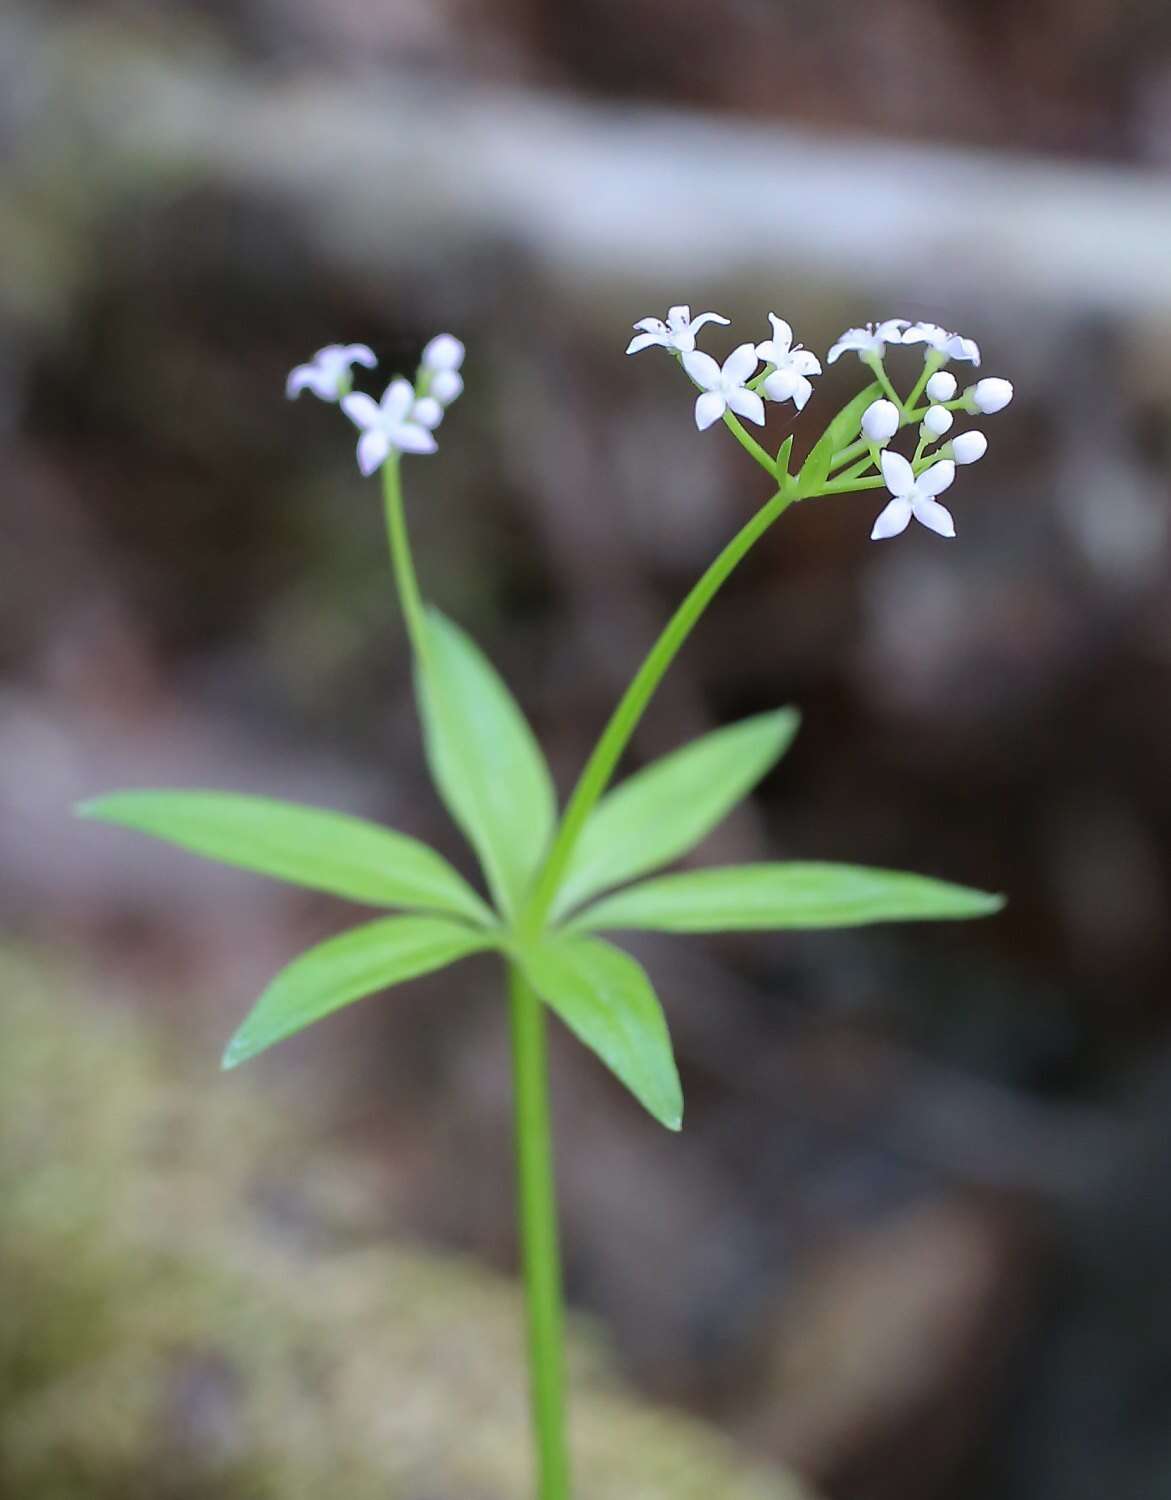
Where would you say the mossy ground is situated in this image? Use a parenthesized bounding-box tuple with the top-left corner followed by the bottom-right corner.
(0, 949, 811, 1500)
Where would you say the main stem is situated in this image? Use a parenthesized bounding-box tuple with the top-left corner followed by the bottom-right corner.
(382, 458, 571, 1498)
(508, 964, 571, 1499)
(523, 480, 795, 932)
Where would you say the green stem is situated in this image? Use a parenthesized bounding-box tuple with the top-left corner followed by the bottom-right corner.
(903, 351, 944, 414)
(523, 481, 795, 932)
(381, 456, 431, 667)
(723, 412, 777, 477)
(508, 963, 571, 1500)
(863, 353, 902, 409)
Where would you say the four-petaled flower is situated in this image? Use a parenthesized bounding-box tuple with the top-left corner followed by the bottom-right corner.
(757, 314, 822, 411)
(681, 344, 764, 430)
(871, 452, 957, 541)
(286, 344, 377, 402)
(826, 319, 909, 365)
(341, 379, 438, 475)
(626, 305, 731, 356)
(902, 322, 981, 366)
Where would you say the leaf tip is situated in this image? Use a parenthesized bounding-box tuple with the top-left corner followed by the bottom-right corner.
(220, 1031, 256, 1070)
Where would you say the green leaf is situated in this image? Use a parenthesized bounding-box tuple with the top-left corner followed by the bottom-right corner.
(77, 791, 493, 925)
(572, 862, 1005, 933)
(775, 433, 794, 478)
(798, 380, 883, 491)
(416, 609, 557, 920)
(520, 933, 682, 1130)
(222, 915, 496, 1067)
(550, 709, 800, 920)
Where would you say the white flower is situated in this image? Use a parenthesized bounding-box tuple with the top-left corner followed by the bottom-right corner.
(951, 430, 988, 464)
(922, 405, 954, 437)
(826, 319, 909, 365)
(925, 370, 958, 402)
(412, 396, 444, 430)
(902, 322, 981, 366)
(970, 377, 1013, 414)
(681, 344, 764, 430)
(756, 314, 821, 411)
(341, 379, 438, 475)
(871, 452, 957, 541)
(286, 344, 377, 402)
(861, 399, 900, 443)
(422, 334, 465, 373)
(626, 304, 730, 356)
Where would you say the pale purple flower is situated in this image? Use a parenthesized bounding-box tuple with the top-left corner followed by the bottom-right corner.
(341, 379, 438, 475)
(681, 344, 764, 430)
(626, 304, 730, 356)
(286, 344, 377, 402)
(871, 452, 957, 541)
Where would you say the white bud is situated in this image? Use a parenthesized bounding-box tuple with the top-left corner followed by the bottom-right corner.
(422, 333, 465, 372)
(922, 405, 953, 437)
(412, 396, 444, 430)
(925, 370, 957, 402)
(970, 377, 1013, 414)
(430, 369, 464, 405)
(860, 398, 900, 443)
(951, 430, 988, 464)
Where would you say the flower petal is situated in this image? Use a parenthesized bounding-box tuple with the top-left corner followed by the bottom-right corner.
(918, 458, 956, 496)
(947, 335, 981, 366)
(667, 305, 691, 330)
(765, 314, 793, 355)
(722, 342, 759, 386)
(880, 449, 915, 497)
(726, 387, 766, 425)
(340, 392, 381, 429)
(380, 378, 415, 422)
(626, 331, 666, 355)
(695, 391, 727, 430)
(827, 329, 867, 364)
(788, 348, 822, 376)
(633, 318, 669, 334)
(343, 344, 378, 369)
(357, 429, 391, 476)
(689, 311, 730, 333)
(391, 422, 439, 455)
(876, 319, 910, 344)
(870, 498, 913, 540)
(763, 368, 800, 403)
(682, 349, 722, 391)
(912, 497, 956, 537)
(791, 374, 814, 412)
(286, 364, 333, 400)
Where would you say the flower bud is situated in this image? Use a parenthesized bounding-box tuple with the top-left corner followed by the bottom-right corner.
(412, 396, 444, 430)
(951, 430, 988, 464)
(922, 405, 953, 437)
(970, 377, 1013, 414)
(422, 334, 465, 372)
(861, 398, 900, 443)
(430, 369, 465, 405)
(925, 370, 957, 402)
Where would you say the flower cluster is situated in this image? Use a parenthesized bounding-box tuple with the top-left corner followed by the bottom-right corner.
(286, 334, 466, 476)
(626, 302, 1013, 542)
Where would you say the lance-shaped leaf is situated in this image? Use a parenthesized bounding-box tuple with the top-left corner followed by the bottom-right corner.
(416, 609, 557, 920)
(222, 915, 496, 1067)
(520, 933, 682, 1131)
(77, 791, 493, 925)
(572, 862, 1004, 933)
(550, 709, 800, 920)
(798, 380, 883, 490)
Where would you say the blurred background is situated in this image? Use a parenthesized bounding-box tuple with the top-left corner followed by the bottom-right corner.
(4, 1, 1171, 1496)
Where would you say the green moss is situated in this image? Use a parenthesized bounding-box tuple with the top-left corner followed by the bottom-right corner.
(0, 949, 810, 1500)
